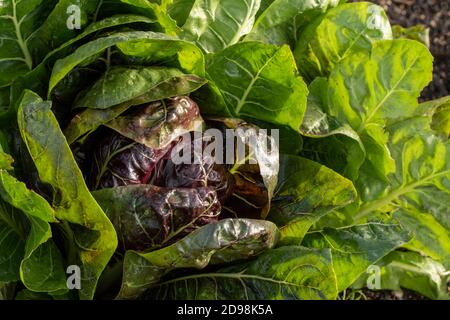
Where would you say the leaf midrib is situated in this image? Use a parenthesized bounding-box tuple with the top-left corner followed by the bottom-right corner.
(0, 0, 33, 70)
(354, 169, 450, 221)
(234, 51, 279, 115)
(357, 55, 421, 134)
(157, 271, 324, 293)
(0, 198, 25, 239)
(228, 0, 258, 46)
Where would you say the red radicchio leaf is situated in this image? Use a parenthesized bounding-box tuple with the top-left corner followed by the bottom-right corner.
(92, 185, 221, 252)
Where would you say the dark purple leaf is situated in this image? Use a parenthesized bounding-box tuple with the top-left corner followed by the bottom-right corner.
(106, 96, 204, 149)
(92, 185, 221, 251)
(152, 134, 235, 203)
(86, 130, 173, 190)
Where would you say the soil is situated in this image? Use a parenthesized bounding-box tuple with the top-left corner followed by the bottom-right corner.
(362, 289, 428, 300)
(350, 0, 450, 100)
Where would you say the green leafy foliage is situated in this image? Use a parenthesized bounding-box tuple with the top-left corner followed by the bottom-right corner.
(0, 0, 100, 88)
(392, 24, 430, 48)
(328, 40, 433, 196)
(417, 96, 450, 137)
(6, 14, 156, 109)
(353, 251, 449, 300)
(63, 67, 206, 144)
(147, 246, 337, 300)
(75, 67, 202, 110)
(270, 154, 356, 245)
(181, 0, 261, 53)
(351, 115, 450, 268)
(0, 201, 25, 282)
(303, 223, 412, 291)
(246, 0, 339, 48)
(48, 31, 205, 95)
(166, 0, 195, 26)
(202, 42, 308, 132)
(294, 2, 392, 80)
(118, 0, 179, 35)
(0, 154, 55, 223)
(0, 0, 447, 301)
(17, 91, 117, 299)
(0, 282, 16, 300)
(0, 150, 67, 292)
(394, 208, 450, 269)
(117, 219, 280, 299)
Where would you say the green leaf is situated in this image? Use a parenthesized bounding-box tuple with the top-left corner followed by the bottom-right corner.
(0, 151, 13, 170)
(416, 96, 450, 137)
(48, 31, 205, 96)
(257, 0, 275, 16)
(0, 282, 16, 300)
(328, 40, 433, 131)
(17, 90, 118, 300)
(303, 223, 412, 291)
(166, 0, 195, 26)
(353, 251, 449, 300)
(353, 116, 449, 268)
(26, 0, 101, 62)
(299, 78, 366, 182)
(0, 201, 25, 282)
(0, 87, 9, 109)
(327, 39, 433, 197)
(301, 77, 362, 142)
(349, 111, 450, 274)
(431, 103, 450, 138)
(204, 42, 308, 132)
(148, 246, 338, 300)
(294, 2, 392, 80)
(0, 140, 23, 284)
(1, 149, 61, 291)
(74, 67, 205, 110)
(0, 0, 44, 87)
(181, 0, 261, 53)
(0, 160, 55, 223)
(245, 0, 339, 48)
(119, 0, 179, 35)
(0, 0, 100, 88)
(394, 208, 450, 270)
(116, 32, 205, 76)
(117, 218, 279, 299)
(20, 234, 67, 293)
(44, 14, 156, 65)
(9, 64, 49, 112)
(300, 137, 366, 188)
(269, 155, 356, 245)
(0, 131, 9, 153)
(232, 118, 303, 155)
(64, 103, 132, 145)
(392, 24, 430, 48)
(0, 151, 67, 292)
(65, 68, 206, 144)
(7, 14, 155, 109)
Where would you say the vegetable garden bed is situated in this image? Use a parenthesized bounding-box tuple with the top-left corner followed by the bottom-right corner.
(0, 0, 448, 301)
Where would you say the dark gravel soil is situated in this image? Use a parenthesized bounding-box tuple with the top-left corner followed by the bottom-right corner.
(351, 0, 449, 100)
(362, 289, 428, 300)
(342, 288, 429, 300)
